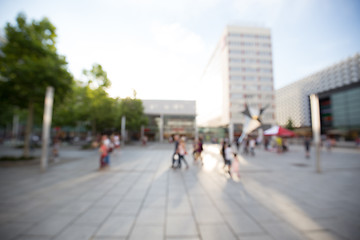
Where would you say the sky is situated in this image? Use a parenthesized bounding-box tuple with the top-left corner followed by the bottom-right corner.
(0, 0, 359, 100)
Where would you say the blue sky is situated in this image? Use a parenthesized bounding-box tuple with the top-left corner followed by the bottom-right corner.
(1, 0, 359, 100)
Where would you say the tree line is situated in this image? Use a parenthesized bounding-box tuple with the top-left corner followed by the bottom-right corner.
(0, 13, 148, 157)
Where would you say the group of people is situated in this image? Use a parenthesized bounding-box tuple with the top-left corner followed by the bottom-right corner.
(170, 135, 204, 169)
(99, 134, 120, 169)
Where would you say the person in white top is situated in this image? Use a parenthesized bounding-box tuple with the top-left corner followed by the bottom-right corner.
(224, 144, 233, 176)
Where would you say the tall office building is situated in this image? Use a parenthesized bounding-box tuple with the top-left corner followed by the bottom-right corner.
(197, 25, 275, 141)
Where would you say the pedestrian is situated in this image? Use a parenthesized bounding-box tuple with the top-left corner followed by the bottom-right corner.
(171, 135, 180, 168)
(221, 139, 227, 166)
(177, 137, 189, 169)
(102, 135, 112, 166)
(249, 137, 256, 156)
(231, 153, 241, 178)
(224, 144, 233, 176)
(242, 137, 249, 155)
(192, 137, 204, 165)
(304, 136, 311, 158)
(99, 140, 108, 169)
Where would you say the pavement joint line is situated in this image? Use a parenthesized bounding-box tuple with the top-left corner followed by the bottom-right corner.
(89, 171, 140, 239)
(164, 160, 170, 240)
(124, 151, 163, 240)
(180, 169, 203, 240)
(202, 164, 279, 239)
(184, 159, 239, 240)
(50, 172, 129, 240)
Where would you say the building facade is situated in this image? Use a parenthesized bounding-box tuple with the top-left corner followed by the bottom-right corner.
(142, 100, 196, 141)
(276, 53, 360, 139)
(197, 25, 276, 141)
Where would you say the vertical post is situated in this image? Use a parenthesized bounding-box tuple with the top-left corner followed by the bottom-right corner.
(194, 118, 198, 140)
(41, 87, 54, 172)
(310, 94, 321, 173)
(159, 114, 164, 142)
(121, 116, 126, 146)
(141, 125, 144, 140)
(12, 114, 19, 146)
(228, 122, 234, 143)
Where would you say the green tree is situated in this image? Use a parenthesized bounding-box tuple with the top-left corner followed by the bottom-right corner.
(119, 97, 148, 133)
(285, 117, 295, 130)
(0, 13, 73, 156)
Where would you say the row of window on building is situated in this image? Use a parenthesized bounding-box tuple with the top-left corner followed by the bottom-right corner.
(230, 84, 273, 91)
(230, 58, 272, 64)
(229, 50, 271, 56)
(228, 41, 271, 48)
(230, 76, 272, 82)
(230, 67, 272, 73)
(230, 93, 274, 99)
(228, 33, 271, 39)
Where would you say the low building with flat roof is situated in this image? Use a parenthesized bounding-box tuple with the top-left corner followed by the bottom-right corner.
(142, 100, 196, 141)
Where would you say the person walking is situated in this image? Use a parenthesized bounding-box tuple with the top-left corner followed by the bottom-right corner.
(304, 136, 311, 158)
(224, 144, 233, 176)
(99, 140, 108, 169)
(177, 137, 189, 169)
(171, 135, 180, 168)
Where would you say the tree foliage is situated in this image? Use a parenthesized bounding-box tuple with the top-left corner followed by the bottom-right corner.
(0, 13, 73, 156)
(285, 117, 295, 130)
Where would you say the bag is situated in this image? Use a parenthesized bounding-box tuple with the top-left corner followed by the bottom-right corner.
(173, 154, 179, 160)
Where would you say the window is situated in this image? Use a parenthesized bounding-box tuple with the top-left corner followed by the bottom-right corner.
(258, 51, 271, 56)
(244, 68, 256, 72)
(258, 35, 270, 39)
(246, 85, 258, 91)
(259, 59, 271, 64)
(230, 67, 242, 71)
(260, 77, 272, 82)
(245, 76, 256, 81)
(260, 68, 272, 73)
(230, 58, 242, 63)
(261, 85, 272, 91)
(243, 42, 255, 46)
(230, 50, 242, 54)
(230, 75, 242, 80)
(231, 93, 244, 99)
(244, 58, 257, 64)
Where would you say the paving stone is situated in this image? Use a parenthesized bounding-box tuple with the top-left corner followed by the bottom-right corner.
(199, 224, 237, 240)
(112, 201, 142, 215)
(166, 215, 198, 237)
(167, 198, 192, 215)
(0, 222, 33, 240)
(193, 207, 224, 224)
(95, 216, 135, 238)
(25, 214, 75, 236)
(136, 208, 165, 225)
(305, 230, 344, 240)
(53, 224, 98, 240)
(129, 225, 163, 240)
(223, 212, 264, 236)
(261, 222, 306, 240)
(75, 207, 112, 225)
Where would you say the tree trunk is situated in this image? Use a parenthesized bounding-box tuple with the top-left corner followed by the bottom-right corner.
(24, 101, 34, 157)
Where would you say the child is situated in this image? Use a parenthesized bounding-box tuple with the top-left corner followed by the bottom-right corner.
(231, 153, 241, 178)
(99, 141, 108, 169)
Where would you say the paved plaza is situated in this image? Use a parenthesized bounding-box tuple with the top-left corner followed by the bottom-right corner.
(0, 143, 359, 240)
